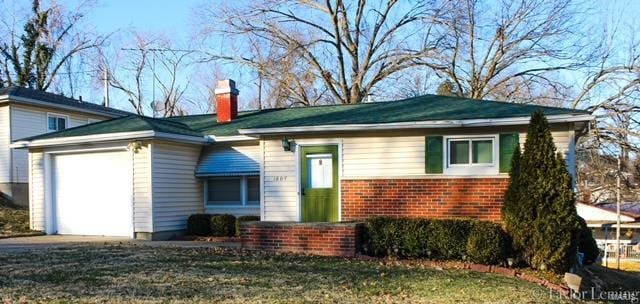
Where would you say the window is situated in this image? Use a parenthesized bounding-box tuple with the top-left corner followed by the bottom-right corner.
(206, 176, 260, 206)
(247, 177, 260, 205)
(306, 154, 333, 188)
(447, 138, 495, 166)
(47, 114, 67, 132)
(207, 178, 241, 205)
(443, 136, 498, 175)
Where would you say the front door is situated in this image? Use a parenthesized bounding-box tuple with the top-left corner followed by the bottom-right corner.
(301, 145, 339, 222)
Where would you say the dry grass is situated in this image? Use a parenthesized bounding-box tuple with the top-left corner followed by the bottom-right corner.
(602, 259, 640, 272)
(0, 244, 575, 303)
(0, 201, 32, 237)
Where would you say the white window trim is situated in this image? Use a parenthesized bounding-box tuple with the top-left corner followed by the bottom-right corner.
(46, 113, 69, 132)
(205, 175, 260, 208)
(443, 135, 499, 176)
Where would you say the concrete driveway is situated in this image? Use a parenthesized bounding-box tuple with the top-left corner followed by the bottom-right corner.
(0, 235, 130, 251)
(0, 235, 239, 252)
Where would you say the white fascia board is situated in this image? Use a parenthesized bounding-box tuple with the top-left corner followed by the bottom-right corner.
(154, 132, 210, 144)
(11, 131, 209, 149)
(238, 114, 596, 135)
(207, 135, 259, 142)
(0, 94, 126, 118)
(10, 131, 157, 148)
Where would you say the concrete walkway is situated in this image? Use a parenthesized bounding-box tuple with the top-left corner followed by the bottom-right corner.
(0, 235, 239, 252)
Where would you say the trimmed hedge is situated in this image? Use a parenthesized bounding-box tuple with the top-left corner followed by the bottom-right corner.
(362, 217, 509, 265)
(210, 214, 236, 237)
(466, 221, 509, 265)
(236, 215, 261, 236)
(187, 214, 213, 236)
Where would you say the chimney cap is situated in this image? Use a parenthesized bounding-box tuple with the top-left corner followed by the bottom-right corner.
(214, 79, 239, 95)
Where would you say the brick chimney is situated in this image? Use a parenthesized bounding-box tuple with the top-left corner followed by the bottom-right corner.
(215, 79, 239, 123)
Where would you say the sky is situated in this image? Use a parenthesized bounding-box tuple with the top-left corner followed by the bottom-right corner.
(86, 1, 193, 43)
(31, 0, 640, 114)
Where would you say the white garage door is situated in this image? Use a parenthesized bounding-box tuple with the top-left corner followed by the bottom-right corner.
(52, 151, 133, 237)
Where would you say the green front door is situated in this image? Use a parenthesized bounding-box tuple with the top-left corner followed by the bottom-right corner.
(301, 145, 339, 222)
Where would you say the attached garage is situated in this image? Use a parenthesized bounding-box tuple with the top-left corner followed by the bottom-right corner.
(51, 150, 133, 237)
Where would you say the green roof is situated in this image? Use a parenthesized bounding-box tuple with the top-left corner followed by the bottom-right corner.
(1, 86, 131, 117)
(18, 94, 591, 141)
(21, 115, 202, 141)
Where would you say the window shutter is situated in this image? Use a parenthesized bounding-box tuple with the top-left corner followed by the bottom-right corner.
(499, 133, 519, 173)
(425, 136, 444, 174)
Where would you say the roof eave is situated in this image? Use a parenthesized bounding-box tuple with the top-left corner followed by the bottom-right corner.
(10, 130, 208, 149)
(238, 114, 595, 135)
(0, 94, 127, 118)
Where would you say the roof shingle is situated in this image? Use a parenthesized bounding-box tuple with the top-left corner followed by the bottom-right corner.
(0, 86, 131, 117)
(16, 94, 591, 141)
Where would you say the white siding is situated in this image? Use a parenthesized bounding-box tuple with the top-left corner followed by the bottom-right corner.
(0, 106, 10, 183)
(197, 142, 260, 175)
(10, 107, 45, 183)
(262, 139, 298, 221)
(10, 105, 106, 183)
(151, 142, 203, 232)
(342, 127, 573, 178)
(133, 143, 152, 232)
(29, 152, 45, 231)
(343, 136, 425, 177)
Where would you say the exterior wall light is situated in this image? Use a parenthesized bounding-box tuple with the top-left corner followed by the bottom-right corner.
(282, 138, 294, 151)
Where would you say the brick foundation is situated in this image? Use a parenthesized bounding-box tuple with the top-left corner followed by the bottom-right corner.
(240, 222, 362, 257)
(341, 178, 509, 221)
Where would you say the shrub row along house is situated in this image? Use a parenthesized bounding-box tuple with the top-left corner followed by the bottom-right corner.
(0, 87, 130, 207)
(11, 80, 593, 240)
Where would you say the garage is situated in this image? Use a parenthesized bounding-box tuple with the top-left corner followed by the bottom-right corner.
(51, 150, 133, 237)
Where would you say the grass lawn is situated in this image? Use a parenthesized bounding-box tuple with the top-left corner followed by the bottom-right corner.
(0, 244, 573, 303)
(0, 201, 33, 237)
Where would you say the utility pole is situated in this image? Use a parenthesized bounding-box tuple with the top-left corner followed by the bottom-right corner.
(616, 156, 621, 270)
(103, 68, 110, 107)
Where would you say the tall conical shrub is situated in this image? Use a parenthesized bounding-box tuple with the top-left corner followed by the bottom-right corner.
(502, 111, 581, 272)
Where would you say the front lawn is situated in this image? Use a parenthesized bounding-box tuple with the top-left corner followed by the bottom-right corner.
(0, 201, 32, 237)
(0, 244, 571, 303)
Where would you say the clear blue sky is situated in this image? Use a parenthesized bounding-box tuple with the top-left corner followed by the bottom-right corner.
(85, 0, 194, 42)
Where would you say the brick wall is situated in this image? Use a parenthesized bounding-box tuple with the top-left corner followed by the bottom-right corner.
(240, 222, 362, 257)
(341, 178, 509, 221)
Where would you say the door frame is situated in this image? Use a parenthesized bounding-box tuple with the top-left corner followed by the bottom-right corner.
(295, 139, 342, 222)
(43, 145, 134, 237)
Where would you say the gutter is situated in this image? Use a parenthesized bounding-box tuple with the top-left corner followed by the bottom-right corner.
(10, 130, 209, 148)
(0, 94, 127, 118)
(238, 114, 596, 135)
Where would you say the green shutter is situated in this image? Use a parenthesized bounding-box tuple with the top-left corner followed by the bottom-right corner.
(425, 136, 444, 174)
(499, 133, 519, 173)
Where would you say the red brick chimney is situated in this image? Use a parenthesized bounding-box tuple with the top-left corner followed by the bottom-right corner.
(215, 79, 239, 123)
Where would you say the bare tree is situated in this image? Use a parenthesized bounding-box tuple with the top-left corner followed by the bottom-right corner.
(572, 16, 640, 203)
(98, 34, 195, 117)
(0, 0, 105, 92)
(431, 0, 586, 103)
(199, 0, 445, 105)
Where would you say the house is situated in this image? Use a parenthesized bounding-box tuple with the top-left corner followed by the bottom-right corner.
(0, 87, 130, 206)
(12, 79, 594, 240)
(577, 202, 640, 246)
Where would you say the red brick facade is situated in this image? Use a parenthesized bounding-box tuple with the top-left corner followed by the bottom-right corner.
(341, 178, 509, 221)
(240, 222, 361, 257)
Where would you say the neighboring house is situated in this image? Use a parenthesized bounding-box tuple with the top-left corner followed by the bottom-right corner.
(12, 79, 594, 240)
(577, 202, 640, 246)
(0, 87, 130, 206)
